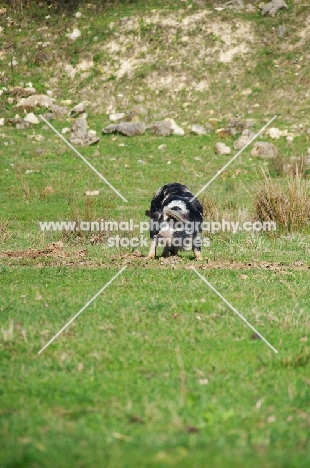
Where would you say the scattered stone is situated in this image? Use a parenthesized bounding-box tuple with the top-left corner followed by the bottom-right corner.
(41, 113, 54, 121)
(70, 118, 99, 145)
(251, 141, 278, 159)
(286, 135, 294, 143)
(15, 94, 53, 111)
(10, 86, 35, 97)
(148, 120, 172, 136)
(67, 28, 81, 41)
(46, 90, 53, 97)
(215, 142, 231, 155)
(158, 144, 166, 150)
(266, 127, 281, 139)
(7, 118, 32, 129)
(75, 12, 82, 18)
(261, 0, 288, 16)
(234, 129, 255, 150)
(191, 124, 207, 135)
(103, 122, 146, 137)
(70, 102, 85, 116)
(50, 104, 68, 117)
(0, 118, 4, 126)
(7, 97, 14, 105)
(137, 159, 146, 164)
(85, 190, 99, 196)
(24, 112, 40, 125)
(62, 127, 70, 134)
(109, 113, 125, 122)
(165, 118, 184, 136)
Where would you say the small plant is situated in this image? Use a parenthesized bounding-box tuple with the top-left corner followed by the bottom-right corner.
(254, 171, 310, 232)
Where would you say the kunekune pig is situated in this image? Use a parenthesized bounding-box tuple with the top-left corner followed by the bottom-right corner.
(145, 183, 203, 260)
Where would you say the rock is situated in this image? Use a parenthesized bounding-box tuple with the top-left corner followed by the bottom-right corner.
(75, 12, 82, 18)
(70, 118, 99, 145)
(0, 118, 4, 126)
(109, 113, 125, 122)
(85, 190, 99, 196)
(126, 105, 148, 122)
(67, 28, 81, 41)
(62, 127, 70, 134)
(7, 118, 32, 129)
(261, 0, 288, 16)
(215, 142, 231, 155)
(233, 129, 255, 150)
(102, 122, 146, 137)
(158, 144, 166, 150)
(191, 124, 207, 135)
(15, 94, 53, 111)
(148, 120, 172, 136)
(251, 141, 278, 159)
(41, 112, 54, 121)
(50, 104, 68, 117)
(70, 102, 85, 116)
(286, 135, 294, 143)
(24, 112, 40, 124)
(165, 118, 184, 136)
(266, 127, 281, 139)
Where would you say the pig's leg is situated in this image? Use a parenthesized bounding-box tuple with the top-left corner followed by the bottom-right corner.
(162, 245, 171, 257)
(148, 235, 157, 259)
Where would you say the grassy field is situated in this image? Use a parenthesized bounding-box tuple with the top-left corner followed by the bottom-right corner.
(1, 1, 310, 467)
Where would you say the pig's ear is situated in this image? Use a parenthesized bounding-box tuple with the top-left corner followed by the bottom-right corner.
(145, 210, 152, 217)
(165, 209, 188, 222)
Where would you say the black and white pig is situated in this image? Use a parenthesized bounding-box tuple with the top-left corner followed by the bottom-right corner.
(145, 183, 203, 260)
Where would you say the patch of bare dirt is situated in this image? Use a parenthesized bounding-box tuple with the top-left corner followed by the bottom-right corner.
(0, 241, 87, 259)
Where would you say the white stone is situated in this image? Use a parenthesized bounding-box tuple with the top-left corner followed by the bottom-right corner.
(266, 127, 280, 139)
(0, 118, 4, 126)
(67, 28, 81, 41)
(85, 190, 99, 196)
(215, 142, 231, 155)
(75, 12, 82, 18)
(62, 128, 70, 134)
(46, 90, 53, 97)
(109, 113, 125, 122)
(24, 112, 40, 124)
(164, 118, 184, 136)
(191, 124, 207, 135)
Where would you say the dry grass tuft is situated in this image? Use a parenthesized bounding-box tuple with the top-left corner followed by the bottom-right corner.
(254, 172, 310, 232)
(201, 195, 219, 220)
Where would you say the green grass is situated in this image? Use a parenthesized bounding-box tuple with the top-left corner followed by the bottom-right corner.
(1, 0, 310, 466)
(1, 267, 310, 468)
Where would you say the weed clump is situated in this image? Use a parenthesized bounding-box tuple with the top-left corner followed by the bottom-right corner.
(254, 172, 310, 232)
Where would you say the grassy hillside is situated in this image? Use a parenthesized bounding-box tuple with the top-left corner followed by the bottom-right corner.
(0, 1, 310, 467)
